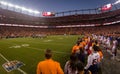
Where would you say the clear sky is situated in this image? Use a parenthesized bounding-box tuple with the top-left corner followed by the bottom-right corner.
(1, 0, 117, 12)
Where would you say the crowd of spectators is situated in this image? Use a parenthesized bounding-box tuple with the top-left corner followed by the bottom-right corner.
(64, 32, 119, 74)
(0, 23, 119, 39)
(36, 33, 120, 74)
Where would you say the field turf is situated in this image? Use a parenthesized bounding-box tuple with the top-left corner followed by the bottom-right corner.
(0, 35, 81, 74)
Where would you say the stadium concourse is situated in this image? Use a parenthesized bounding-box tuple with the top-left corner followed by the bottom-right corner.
(0, 1, 120, 74)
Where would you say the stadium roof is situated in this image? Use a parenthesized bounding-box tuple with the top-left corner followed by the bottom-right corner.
(1, 0, 120, 17)
(2, 0, 120, 11)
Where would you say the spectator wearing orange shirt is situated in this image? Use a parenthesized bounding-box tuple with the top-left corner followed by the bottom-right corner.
(36, 49, 64, 74)
(72, 41, 80, 54)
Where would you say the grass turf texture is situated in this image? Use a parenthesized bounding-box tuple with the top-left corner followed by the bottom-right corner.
(0, 35, 81, 74)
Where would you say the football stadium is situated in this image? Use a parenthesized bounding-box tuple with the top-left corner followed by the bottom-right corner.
(0, 0, 120, 74)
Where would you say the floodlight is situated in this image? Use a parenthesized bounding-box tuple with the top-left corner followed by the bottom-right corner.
(0, 1, 40, 16)
(34, 11, 40, 14)
(8, 3, 14, 7)
(21, 7, 27, 11)
(1, 1, 8, 6)
(114, 0, 120, 5)
(15, 5, 21, 9)
(28, 9, 33, 13)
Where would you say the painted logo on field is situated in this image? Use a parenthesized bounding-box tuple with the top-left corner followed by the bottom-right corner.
(2, 60, 25, 72)
(9, 44, 29, 48)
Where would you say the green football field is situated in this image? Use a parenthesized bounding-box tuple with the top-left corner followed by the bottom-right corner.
(0, 35, 81, 74)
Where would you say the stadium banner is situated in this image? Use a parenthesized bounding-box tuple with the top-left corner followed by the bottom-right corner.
(101, 3, 112, 11)
(42, 12, 55, 16)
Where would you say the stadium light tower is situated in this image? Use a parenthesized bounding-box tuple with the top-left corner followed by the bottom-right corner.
(21, 7, 28, 11)
(113, 0, 120, 5)
(8, 3, 14, 7)
(0, 1, 8, 6)
(34, 11, 40, 14)
(33, 11, 40, 16)
(14, 5, 21, 9)
(0, 1, 41, 16)
(27, 9, 33, 13)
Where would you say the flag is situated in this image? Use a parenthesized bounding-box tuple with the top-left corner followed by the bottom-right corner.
(101, 3, 112, 11)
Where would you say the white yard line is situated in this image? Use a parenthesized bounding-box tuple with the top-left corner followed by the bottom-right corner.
(0, 40, 70, 74)
(0, 53, 27, 74)
(0, 41, 70, 54)
(26, 46, 70, 54)
(0, 53, 9, 62)
(17, 68, 27, 74)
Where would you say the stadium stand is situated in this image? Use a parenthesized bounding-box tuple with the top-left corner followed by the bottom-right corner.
(0, 2, 120, 74)
(0, 5, 120, 38)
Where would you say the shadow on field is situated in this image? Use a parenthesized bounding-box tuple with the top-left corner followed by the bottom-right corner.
(101, 49, 120, 74)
